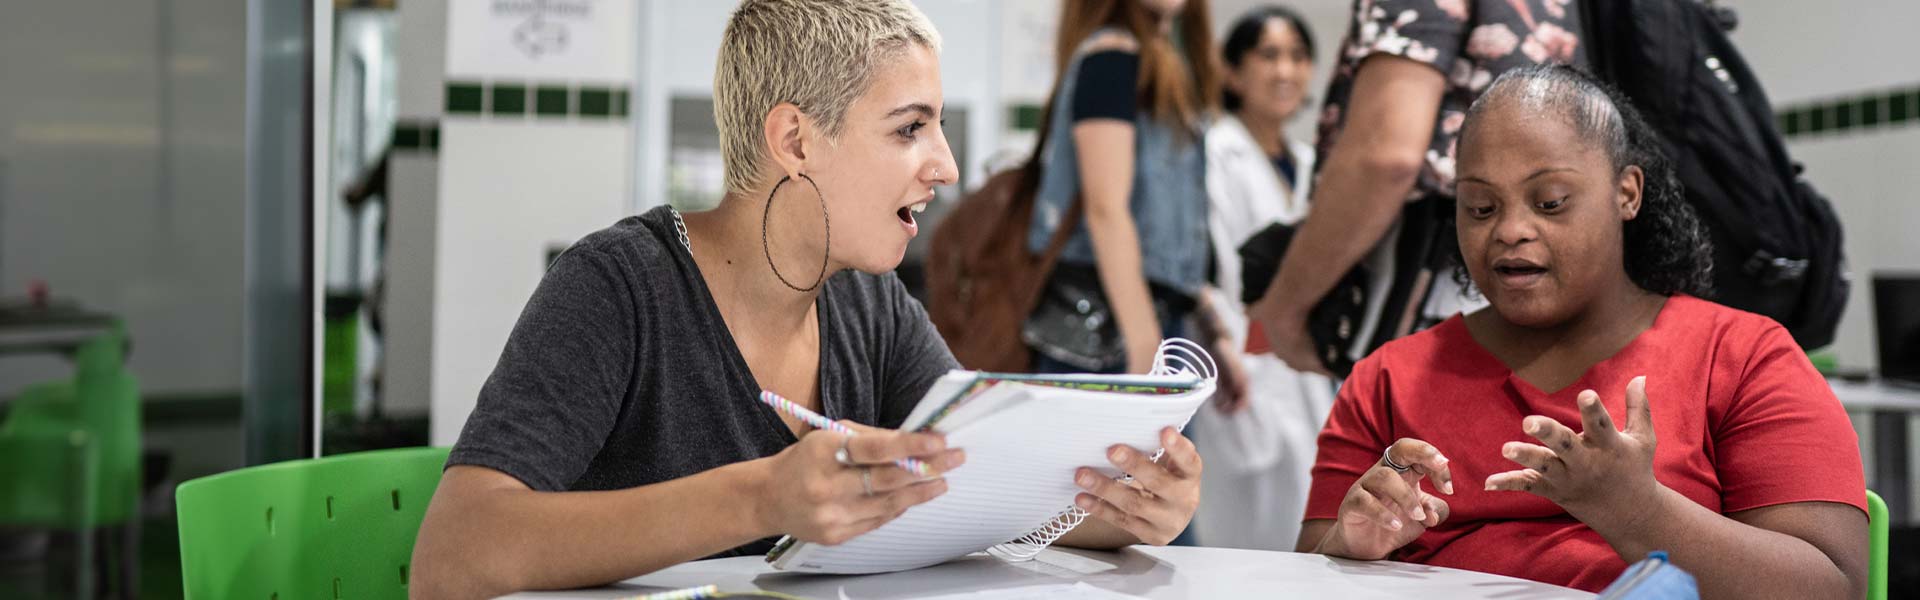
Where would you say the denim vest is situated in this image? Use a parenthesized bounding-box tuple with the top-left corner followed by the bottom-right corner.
(1026, 31, 1210, 297)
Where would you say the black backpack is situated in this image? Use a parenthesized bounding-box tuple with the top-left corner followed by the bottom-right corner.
(1581, 0, 1849, 349)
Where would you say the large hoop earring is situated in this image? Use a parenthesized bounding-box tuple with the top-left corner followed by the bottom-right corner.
(762, 173, 830, 293)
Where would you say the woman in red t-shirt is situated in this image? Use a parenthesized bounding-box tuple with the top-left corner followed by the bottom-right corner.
(1296, 65, 1868, 598)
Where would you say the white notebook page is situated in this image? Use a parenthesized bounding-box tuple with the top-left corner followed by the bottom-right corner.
(771, 379, 1213, 574)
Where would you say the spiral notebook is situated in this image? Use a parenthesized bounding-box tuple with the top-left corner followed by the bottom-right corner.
(765, 339, 1217, 574)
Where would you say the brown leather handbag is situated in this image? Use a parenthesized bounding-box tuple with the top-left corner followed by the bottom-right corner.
(925, 104, 1081, 372)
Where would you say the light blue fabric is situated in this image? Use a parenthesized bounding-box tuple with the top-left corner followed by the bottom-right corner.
(1596, 551, 1699, 600)
(1027, 29, 1210, 296)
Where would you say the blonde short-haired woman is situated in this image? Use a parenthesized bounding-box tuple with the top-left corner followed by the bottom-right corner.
(409, 2, 1204, 597)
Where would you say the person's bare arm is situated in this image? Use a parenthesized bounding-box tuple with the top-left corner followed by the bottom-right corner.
(410, 463, 770, 599)
(1580, 490, 1865, 599)
(410, 425, 959, 599)
(1066, 34, 1161, 374)
(1249, 55, 1445, 373)
(1075, 118, 1162, 374)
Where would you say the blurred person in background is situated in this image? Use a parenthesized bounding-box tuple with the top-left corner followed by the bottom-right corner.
(1248, 0, 1586, 376)
(1188, 4, 1333, 551)
(1023, 0, 1222, 379)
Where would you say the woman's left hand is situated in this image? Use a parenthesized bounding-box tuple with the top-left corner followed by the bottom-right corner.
(1486, 376, 1660, 514)
(1209, 337, 1252, 414)
(1073, 427, 1202, 545)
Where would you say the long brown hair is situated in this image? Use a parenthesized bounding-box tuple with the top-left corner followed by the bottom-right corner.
(1050, 0, 1220, 131)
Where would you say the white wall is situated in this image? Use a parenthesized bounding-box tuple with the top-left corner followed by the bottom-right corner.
(429, 0, 638, 444)
(0, 0, 247, 399)
(431, 122, 632, 443)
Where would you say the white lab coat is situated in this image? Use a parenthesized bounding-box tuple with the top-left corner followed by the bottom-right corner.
(1189, 114, 1336, 551)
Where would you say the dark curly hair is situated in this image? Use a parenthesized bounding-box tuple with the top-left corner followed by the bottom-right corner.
(1449, 65, 1714, 297)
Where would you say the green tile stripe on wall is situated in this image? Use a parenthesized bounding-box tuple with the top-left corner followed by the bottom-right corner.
(579, 87, 613, 117)
(536, 86, 569, 116)
(1777, 84, 1920, 139)
(393, 120, 440, 153)
(444, 81, 631, 119)
(492, 83, 528, 115)
(446, 82, 483, 114)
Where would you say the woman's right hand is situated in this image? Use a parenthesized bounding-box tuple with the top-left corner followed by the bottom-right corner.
(1317, 438, 1455, 560)
(754, 421, 965, 545)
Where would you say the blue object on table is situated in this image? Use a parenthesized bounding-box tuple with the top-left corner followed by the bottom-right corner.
(1596, 551, 1698, 600)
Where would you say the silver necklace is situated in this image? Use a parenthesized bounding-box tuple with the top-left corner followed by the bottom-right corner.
(669, 207, 692, 252)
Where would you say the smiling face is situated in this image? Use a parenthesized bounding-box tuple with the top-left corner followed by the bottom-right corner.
(1453, 96, 1643, 328)
(1226, 18, 1313, 123)
(799, 43, 958, 274)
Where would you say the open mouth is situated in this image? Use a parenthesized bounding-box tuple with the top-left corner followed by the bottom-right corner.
(1492, 259, 1549, 287)
(897, 201, 927, 227)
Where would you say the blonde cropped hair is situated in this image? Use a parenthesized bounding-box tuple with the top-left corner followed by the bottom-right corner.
(714, 0, 942, 196)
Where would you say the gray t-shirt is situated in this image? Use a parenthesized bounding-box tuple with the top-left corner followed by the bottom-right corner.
(447, 205, 960, 558)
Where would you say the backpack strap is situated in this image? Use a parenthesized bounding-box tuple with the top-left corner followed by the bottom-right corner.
(1026, 64, 1082, 262)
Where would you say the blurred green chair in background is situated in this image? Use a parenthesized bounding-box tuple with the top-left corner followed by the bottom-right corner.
(175, 446, 451, 600)
(0, 326, 142, 598)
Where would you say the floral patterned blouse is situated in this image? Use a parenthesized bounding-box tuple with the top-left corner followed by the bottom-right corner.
(1314, 0, 1586, 198)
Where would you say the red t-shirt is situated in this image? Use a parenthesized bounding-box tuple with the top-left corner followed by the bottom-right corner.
(1305, 295, 1866, 592)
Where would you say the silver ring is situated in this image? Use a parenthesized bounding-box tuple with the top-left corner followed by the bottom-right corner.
(1381, 447, 1413, 473)
(834, 436, 856, 466)
(860, 467, 874, 497)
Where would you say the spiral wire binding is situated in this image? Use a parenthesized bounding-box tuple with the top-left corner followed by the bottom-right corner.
(986, 338, 1215, 561)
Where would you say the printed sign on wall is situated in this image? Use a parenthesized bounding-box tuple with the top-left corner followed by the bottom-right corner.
(446, 0, 635, 82)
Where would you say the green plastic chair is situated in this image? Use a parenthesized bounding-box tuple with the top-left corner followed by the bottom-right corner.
(175, 446, 452, 600)
(0, 328, 141, 527)
(0, 327, 140, 597)
(1867, 489, 1888, 600)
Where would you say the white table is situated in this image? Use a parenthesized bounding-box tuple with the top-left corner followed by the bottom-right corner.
(502, 546, 1595, 599)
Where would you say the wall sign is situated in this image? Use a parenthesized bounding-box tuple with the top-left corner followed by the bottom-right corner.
(447, 0, 634, 82)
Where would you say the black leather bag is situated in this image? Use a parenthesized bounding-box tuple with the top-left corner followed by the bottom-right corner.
(1023, 264, 1183, 372)
(1237, 195, 1454, 377)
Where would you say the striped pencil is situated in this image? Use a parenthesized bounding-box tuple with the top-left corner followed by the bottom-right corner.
(757, 390, 932, 476)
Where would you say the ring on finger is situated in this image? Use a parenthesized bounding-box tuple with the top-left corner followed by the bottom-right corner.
(861, 466, 874, 497)
(835, 436, 856, 466)
(1381, 447, 1413, 474)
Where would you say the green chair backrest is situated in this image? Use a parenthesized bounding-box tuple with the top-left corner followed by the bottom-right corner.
(1867, 489, 1888, 600)
(175, 447, 452, 600)
(0, 327, 140, 527)
(72, 330, 140, 524)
